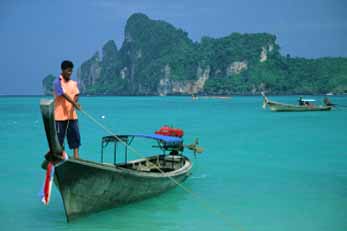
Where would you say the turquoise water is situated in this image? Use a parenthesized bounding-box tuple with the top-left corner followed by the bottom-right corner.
(1, 96, 347, 231)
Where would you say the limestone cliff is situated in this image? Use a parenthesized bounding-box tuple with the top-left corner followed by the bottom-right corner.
(74, 13, 277, 95)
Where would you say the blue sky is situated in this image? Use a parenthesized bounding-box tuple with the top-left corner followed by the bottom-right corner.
(0, 0, 346, 95)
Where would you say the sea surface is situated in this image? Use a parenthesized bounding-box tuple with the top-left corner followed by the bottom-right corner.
(1, 96, 347, 231)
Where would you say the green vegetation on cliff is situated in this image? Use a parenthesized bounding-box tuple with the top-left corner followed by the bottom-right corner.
(43, 13, 347, 95)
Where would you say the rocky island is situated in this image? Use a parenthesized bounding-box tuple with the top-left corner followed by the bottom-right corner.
(43, 13, 347, 96)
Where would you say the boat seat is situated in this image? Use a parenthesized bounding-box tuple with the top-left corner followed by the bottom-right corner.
(164, 155, 182, 162)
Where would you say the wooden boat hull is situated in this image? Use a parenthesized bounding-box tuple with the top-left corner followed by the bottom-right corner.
(54, 157, 192, 221)
(266, 101, 332, 112)
(261, 92, 332, 112)
(40, 98, 193, 222)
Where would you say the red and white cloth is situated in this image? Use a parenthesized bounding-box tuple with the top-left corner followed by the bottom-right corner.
(40, 151, 68, 205)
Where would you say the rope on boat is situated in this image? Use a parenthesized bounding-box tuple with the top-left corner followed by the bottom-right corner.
(79, 109, 247, 231)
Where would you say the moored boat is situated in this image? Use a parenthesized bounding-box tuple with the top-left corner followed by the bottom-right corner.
(202, 96, 231, 99)
(261, 92, 332, 112)
(40, 99, 202, 222)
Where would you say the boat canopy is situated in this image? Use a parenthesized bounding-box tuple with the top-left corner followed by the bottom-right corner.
(129, 134, 182, 144)
(302, 99, 316, 102)
(100, 134, 183, 164)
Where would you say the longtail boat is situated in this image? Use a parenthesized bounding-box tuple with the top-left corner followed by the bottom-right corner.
(261, 92, 332, 112)
(40, 99, 202, 222)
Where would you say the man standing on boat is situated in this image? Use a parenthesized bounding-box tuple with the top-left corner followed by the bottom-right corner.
(53, 60, 82, 159)
(323, 96, 335, 107)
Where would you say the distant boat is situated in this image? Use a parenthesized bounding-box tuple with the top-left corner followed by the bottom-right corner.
(261, 92, 332, 112)
(213, 96, 231, 99)
(40, 99, 202, 222)
(201, 96, 231, 99)
(326, 92, 334, 96)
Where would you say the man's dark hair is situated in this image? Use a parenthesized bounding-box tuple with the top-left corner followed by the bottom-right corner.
(61, 60, 74, 70)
